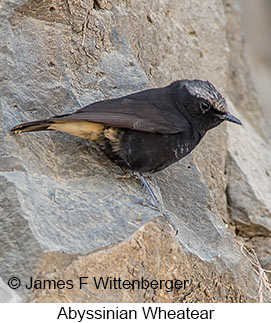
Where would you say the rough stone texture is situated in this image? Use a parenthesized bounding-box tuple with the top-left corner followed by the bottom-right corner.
(226, 104, 271, 238)
(0, 277, 22, 303)
(223, 0, 271, 282)
(239, 0, 271, 124)
(223, 0, 271, 142)
(0, 0, 270, 302)
(225, 103, 271, 277)
(27, 220, 259, 303)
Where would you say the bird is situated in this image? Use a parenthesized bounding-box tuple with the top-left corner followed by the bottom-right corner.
(11, 79, 241, 213)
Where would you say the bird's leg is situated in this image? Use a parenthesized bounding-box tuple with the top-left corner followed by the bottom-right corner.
(136, 173, 178, 235)
(114, 169, 178, 234)
(137, 173, 162, 210)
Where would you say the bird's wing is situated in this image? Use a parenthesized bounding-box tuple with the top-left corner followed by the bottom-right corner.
(52, 91, 190, 135)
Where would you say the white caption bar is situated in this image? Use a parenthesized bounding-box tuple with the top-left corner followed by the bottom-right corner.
(1, 303, 270, 322)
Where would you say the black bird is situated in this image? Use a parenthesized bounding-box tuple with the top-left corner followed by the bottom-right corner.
(11, 79, 241, 173)
(11, 80, 241, 213)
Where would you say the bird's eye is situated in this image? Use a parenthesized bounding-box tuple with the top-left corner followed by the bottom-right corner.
(200, 101, 211, 112)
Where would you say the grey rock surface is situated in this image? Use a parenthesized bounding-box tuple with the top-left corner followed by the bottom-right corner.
(0, 277, 22, 302)
(224, 0, 271, 282)
(0, 0, 270, 302)
(239, 0, 271, 124)
(226, 103, 271, 237)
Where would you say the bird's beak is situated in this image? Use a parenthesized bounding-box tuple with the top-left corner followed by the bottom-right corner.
(219, 112, 242, 125)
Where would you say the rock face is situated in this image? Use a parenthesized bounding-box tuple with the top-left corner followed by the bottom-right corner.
(0, 0, 270, 302)
(239, 0, 271, 124)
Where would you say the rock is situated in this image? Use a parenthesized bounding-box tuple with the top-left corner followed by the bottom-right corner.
(223, 0, 271, 142)
(0, 278, 22, 303)
(246, 237, 271, 277)
(27, 219, 261, 303)
(226, 103, 271, 237)
(238, 0, 271, 124)
(223, 0, 271, 282)
(0, 0, 270, 303)
(225, 103, 271, 281)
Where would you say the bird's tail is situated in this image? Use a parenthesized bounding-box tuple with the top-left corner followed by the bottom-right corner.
(11, 118, 105, 141)
(11, 119, 53, 134)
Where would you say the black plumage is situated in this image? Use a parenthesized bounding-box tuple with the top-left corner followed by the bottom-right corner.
(11, 79, 241, 173)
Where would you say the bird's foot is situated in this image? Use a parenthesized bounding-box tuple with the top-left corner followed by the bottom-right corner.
(137, 174, 178, 236)
(161, 210, 179, 236)
(141, 200, 162, 211)
(141, 200, 178, 236)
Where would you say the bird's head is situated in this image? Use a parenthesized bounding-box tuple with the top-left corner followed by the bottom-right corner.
(174, 79, 241, 135)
